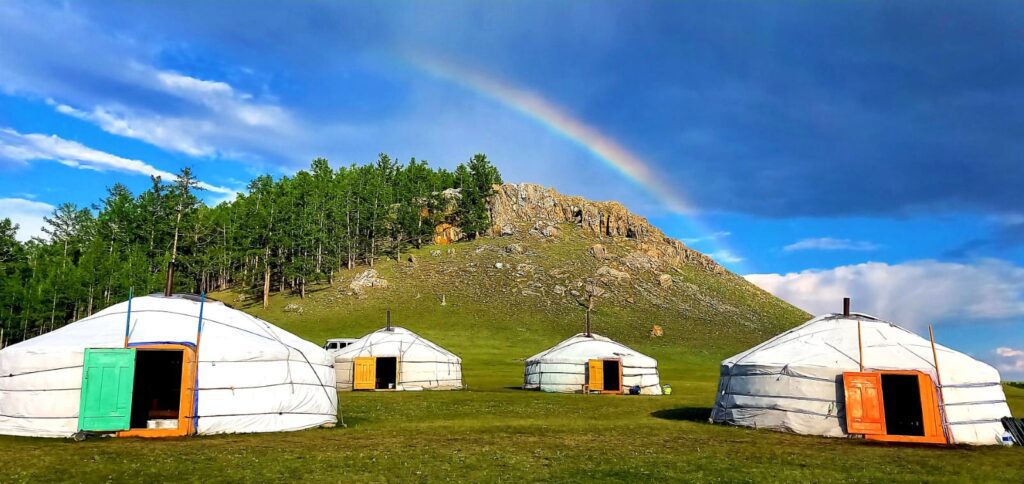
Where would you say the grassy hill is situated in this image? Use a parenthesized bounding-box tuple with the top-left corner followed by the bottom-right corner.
(1, 188, 1021, 482)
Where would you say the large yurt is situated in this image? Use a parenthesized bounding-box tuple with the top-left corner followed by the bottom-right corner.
(0, 294, 337, 438)
(710, 310, 1012, 445)
(524, 332, 662, 395)
(333, 326, 462, 391)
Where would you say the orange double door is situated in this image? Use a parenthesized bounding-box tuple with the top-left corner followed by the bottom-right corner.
(843, 370, 947, 444)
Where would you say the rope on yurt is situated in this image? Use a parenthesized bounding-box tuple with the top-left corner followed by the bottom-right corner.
(250, 316, 342, 428)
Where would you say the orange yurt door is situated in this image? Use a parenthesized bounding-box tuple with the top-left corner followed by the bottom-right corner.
(843, 372, 886, 435)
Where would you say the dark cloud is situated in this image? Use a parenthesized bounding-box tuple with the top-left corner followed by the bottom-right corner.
(3, 1, 1023, 217)
(946, 218, 1024, 258)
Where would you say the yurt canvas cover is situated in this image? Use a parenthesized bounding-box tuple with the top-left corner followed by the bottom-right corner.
(711, 313, 1011, 445)
(524, 333, 662, 395)
(333, 327, 462, 391)
(0, 295, 337, 438)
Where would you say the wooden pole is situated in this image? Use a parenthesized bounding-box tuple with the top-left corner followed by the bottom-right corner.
(123, 287, 133, 348)
(857, 319, 864, 372)
(191, 292, 206, 435)
(929, 324, 953, 444)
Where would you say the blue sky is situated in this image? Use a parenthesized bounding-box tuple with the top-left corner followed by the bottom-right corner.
(0, 1, 1021, 378)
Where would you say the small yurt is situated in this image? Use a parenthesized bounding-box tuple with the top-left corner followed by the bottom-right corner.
(333, 325, 462, 391)
(0, 294, 337, 438)
(524, 332, 662, 395)
(711, 306, 1012, 445)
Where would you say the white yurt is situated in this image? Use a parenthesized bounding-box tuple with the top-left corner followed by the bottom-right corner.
(333, 326, 462, 391)
(711, 311, 1012, 445)
(524, 333, 662, 395)
(0, 294, 337, 438)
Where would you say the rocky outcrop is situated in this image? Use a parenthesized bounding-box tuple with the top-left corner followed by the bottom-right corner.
(434, 223, 463, 245)
(350, 269, 388, 293)
(487, 183, 725, 274)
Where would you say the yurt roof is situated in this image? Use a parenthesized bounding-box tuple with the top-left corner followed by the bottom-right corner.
(526, 333, 657, 366)
(333, 326, 460, 362)
(0, 294, 331, 375)
(723, 313, 1001, 385)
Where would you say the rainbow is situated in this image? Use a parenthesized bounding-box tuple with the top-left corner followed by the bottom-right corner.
(405, 55, 745, 269)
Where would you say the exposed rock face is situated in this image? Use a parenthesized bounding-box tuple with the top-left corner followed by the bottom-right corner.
(596, 266, 631, 282)
(434, 223, 463, 245)
(350, 269, 388, 293)
(488, 183, 725, 274)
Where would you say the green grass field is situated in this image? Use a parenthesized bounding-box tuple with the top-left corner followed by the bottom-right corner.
(1, 234, 1021, 482)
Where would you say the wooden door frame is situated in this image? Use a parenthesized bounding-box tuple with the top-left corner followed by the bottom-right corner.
(117, 343, 197, 438)
(862, 370, 947, 445)
(588, 358, 623, 394)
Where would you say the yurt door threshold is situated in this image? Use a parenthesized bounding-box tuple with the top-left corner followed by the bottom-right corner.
(843, 370, 947, 444)
(77, 344, 197, 438)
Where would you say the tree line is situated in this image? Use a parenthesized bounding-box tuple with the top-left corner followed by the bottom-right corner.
(0, 153, 502, 346)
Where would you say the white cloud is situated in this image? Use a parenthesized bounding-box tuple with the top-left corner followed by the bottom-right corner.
(709, 249, 744, 264)
(682, 231, 731, 245)
(783, 237, 881, 252)
(0, 3, 301, 164)
(997, 347, 1024, 358)
(744, 259, 1024, 331)
(994, 347, 1024, 380)
(0, 198, 55, 241)
(0, 127, 232, 194)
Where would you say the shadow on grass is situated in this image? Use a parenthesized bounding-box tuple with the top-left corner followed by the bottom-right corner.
(650, 407, 712, 422)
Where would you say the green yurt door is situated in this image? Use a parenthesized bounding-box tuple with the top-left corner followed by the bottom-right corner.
(78, 348, 136, 432)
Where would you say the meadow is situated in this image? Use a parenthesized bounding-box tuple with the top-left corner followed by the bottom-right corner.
(0, 310, 1020, 481)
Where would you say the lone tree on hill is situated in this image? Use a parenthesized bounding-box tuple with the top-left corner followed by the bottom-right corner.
(456, 153, 503, 238)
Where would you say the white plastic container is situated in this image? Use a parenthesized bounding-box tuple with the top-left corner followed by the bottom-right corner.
(146, 419, 178, 430)
(1001, 431, 1015, 447)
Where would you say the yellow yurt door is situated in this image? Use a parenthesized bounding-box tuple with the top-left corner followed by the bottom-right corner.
(587, 359, 603, 393)
(354, 357, 376, 390)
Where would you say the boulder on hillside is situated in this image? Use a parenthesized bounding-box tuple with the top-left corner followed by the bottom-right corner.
(596, 266, 631, 282)
(505, 243, 525, 254)
(529, 221, 560, 238)
(500, 224, 515, 236)
(350, 269, 388, 293)
(283, 303, 303, 314)
(589, 244, 609, 259)
(658, 274, 673, 288)
(622, 252, 659, 272)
